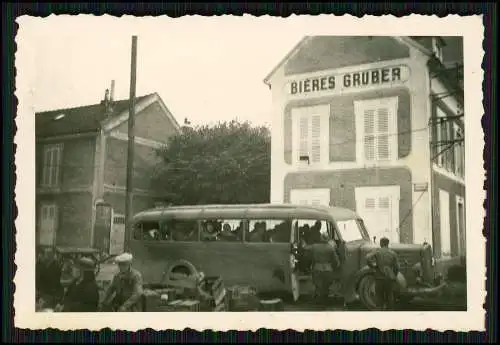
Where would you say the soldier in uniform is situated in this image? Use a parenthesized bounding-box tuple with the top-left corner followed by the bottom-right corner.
(100, 253, 144, 312)
(304, 232, 341, 304)
(366, 237, 400, 311)
(55, 257, 100, 312)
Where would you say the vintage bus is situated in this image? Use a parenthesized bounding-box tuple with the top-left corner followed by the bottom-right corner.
(127, 204, 446, 310)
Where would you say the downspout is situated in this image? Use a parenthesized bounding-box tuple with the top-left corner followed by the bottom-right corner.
(90, 129, 107, 247)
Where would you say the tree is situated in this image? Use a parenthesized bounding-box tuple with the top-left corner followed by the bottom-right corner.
(153, 120, 271, 205)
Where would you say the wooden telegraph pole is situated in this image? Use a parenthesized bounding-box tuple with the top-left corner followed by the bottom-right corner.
(125, 36, 137, 252)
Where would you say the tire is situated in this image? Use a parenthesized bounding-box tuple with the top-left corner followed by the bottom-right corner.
(163, 259, 199, 283)
(357, 274, 381, 311)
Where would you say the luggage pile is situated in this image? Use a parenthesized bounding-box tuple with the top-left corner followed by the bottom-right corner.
(143, 273, 228, 312)
(226, 285, 260, 311)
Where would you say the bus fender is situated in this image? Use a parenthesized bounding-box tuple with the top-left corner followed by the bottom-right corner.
(353, 265, 375, 291)
(164, 259, 199, 281)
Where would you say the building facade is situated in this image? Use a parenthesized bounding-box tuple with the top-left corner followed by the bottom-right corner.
(36, 88, 181, 249)
(264, 36, 465, 265)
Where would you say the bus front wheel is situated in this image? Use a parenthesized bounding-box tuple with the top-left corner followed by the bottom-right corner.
(357, 274, 381, 311)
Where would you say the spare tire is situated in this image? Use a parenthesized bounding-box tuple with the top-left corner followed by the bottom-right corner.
(163, 259, 199, 284)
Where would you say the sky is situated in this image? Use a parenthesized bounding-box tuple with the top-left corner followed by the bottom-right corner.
(24, 15, 467, 129)
(29, 16, 311, 127)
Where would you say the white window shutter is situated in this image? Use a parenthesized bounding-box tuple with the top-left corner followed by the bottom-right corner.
(42, 148, 50, 186)
(377, 108, 391, 160)
(363, 109, 376, 161)
(299, 115, 309, 162)
(311, 115, 321, 163)
(54, 146, 61, 185)
(379, 196, 390, 209)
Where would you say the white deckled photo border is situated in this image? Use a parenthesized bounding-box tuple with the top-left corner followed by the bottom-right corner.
(14, 14, 486, 332)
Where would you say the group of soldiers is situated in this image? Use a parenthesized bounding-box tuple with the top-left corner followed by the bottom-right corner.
(36, 250, 144, 312)
(37, 236, 400, 312)
(303, 233, 400, 311)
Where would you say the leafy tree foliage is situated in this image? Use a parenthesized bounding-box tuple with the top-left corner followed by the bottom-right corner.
(153, 120, 271, 205)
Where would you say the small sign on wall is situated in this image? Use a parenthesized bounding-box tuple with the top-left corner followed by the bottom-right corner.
(413, 183, 429, 192)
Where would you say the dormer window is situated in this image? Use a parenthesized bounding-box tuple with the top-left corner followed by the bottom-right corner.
(432, 37, 444, 64)
(53, 113, 65, 121)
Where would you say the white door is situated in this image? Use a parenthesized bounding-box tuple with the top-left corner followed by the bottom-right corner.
(456, 197, 466, 256)
(109, 212, 125, 255)
(439, 190, 451, 258)
(355, 186, 400, 244)
(290, 188, 330, 206)
(39, 204, 58, 246)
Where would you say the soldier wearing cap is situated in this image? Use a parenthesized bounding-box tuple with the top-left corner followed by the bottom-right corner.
(100, 252, 144, 312)
(55, 257, 100, 312)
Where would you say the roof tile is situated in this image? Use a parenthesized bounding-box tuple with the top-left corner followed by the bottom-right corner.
(36, 94, 152, 137)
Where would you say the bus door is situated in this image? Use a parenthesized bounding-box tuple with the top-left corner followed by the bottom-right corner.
(290, 219, 300, 302)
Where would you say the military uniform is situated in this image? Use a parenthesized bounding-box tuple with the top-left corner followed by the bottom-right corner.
(102, 253, 144, 312)
(366, 247, 400, 311)
(305, 237, 340, 302)
(59, 257, 100, 312)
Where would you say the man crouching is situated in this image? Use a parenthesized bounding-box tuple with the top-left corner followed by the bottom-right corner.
(100, 253, 144, 312)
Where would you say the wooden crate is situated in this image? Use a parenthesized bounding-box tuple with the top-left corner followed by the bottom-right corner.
(198, 276, 228, 312)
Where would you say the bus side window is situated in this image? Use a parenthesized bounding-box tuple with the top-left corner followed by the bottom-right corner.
(295, 219, 330, 245)
(246, 220, 290, 243)
(134, 221, 161, 241)
(201, 219, 243, 242)
(170, 220, 199, 242)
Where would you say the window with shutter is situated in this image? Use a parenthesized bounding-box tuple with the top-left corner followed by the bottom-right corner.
(41, 144, 63, 187)
(454, 124, 465, 178)
(290, 188, 330, 206)
(39, 203, 58, 246)
(355, 97, 398, 163)
(435, 108, 446, 167)
(292, 105, 330, 166)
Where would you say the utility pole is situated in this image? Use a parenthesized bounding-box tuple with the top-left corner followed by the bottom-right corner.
(125, 35, 137, 252)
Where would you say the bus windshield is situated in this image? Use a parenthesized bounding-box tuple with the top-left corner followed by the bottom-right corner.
(335, 219, 366, 242)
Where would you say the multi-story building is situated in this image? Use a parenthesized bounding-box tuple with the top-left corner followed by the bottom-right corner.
(264, 36, 464, 267)
(36, 85, 181, 249)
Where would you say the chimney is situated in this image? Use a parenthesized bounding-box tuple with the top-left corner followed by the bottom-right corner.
(110, 80, 115, 102)
(104, 89, 110, 103)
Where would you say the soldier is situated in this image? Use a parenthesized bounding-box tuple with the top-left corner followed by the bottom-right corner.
(100, 252, 144, 312)
(55, 257, 100, 312)
(304, 232, 340, 304)
(366, 237, 400, 311)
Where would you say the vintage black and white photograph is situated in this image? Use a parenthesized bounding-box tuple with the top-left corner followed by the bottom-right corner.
(15, 15, 484, 331)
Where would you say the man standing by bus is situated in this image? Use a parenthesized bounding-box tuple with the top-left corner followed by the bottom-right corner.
(366, 237, 400, 311)
(304, 232, 340, 305)
(100, 252, 144, 312)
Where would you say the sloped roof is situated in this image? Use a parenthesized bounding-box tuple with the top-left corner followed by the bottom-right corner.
(263, 36, 463, 85)
(35, 94, 152, 137)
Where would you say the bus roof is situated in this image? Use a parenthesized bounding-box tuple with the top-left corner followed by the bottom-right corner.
(133, 203, 361, 222)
